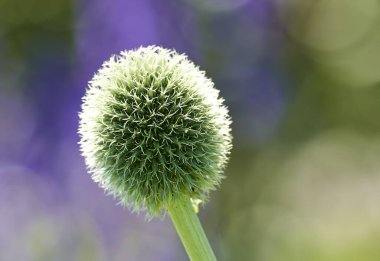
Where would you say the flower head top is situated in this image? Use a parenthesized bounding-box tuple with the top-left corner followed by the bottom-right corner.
(79, 46, 232, 216)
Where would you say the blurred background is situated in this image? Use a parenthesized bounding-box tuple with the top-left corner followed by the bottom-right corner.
(1, 0, 380, 260)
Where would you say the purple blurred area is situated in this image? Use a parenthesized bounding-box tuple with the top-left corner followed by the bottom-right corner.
(1, 0, 380, 260)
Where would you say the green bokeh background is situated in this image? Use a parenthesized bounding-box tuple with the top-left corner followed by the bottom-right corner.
(0, 0, 379, 260)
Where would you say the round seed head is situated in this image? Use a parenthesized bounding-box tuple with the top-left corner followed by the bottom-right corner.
(79, 46, 232, 216)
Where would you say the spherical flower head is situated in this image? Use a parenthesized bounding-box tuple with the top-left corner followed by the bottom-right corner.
(79, 46, 232, 217)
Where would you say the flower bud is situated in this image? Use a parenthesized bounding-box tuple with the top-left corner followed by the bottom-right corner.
(79, 46, 232, 216)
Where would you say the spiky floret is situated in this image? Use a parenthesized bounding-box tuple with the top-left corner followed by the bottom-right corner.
(79, 46, 232, 216)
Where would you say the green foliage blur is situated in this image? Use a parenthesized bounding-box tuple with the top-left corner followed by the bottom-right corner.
(0, 0, 379, 260)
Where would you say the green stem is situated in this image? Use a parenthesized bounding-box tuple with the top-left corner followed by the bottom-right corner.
(167, 197, 217, 261)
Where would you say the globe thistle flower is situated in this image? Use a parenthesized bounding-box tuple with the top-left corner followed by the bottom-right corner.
(78, 46, 232, 217)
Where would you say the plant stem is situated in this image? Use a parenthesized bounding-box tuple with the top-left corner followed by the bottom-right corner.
(167, 197, 217, 261)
